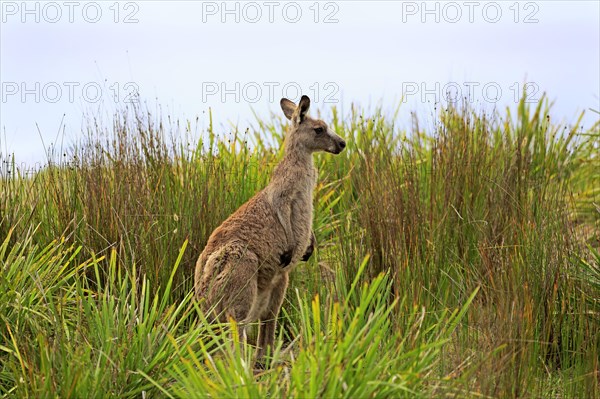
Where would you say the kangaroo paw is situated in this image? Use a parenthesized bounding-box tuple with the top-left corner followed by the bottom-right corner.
(280, 248, 293, 267)
(301, 231, 316, 262)
(301, 243, 314, 262)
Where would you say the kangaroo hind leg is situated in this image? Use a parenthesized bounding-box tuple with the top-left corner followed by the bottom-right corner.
(204, 245, 260, 340)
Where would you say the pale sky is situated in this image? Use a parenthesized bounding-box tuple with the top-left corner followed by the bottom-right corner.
(1, 1, 599, 167)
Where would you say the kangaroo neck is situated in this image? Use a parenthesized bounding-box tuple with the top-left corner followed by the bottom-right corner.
(283, 138, 313, 167)
(282, 147, 313, 171)
(269, 147, 315, 190)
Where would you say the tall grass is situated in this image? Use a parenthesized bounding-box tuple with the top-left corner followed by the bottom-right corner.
(1, 94, 598, 397)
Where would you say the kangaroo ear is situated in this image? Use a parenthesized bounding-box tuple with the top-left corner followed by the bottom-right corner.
(280, 98, 297, 120)
(298, 95, 310, 121)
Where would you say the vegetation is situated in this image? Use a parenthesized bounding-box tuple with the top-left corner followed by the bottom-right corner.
(0, 95, 598, 398)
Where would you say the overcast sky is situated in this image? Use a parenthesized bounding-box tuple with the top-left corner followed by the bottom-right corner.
(1, 1, 599, 167)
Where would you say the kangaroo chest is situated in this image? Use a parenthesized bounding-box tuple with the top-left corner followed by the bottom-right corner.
(267, 162, 316, 263)
(290, 188, 313, 229)
(289, 171, 315, 248)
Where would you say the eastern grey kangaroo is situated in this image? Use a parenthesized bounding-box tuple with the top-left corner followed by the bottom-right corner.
(195, 95, 346, 362)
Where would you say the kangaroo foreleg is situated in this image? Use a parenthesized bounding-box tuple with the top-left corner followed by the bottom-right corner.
(274, 199, 295, 266)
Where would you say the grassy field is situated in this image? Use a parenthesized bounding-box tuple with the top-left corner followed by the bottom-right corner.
(1, 95, 598, 398)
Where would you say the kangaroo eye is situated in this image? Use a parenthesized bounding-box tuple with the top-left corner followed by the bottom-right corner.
(314, 127, 324, 135)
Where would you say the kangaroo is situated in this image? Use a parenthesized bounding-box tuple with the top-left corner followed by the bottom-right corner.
(194, 95, 346, 363)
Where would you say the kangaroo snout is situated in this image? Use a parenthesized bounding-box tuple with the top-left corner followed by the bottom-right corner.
(327, 131, 347, 154)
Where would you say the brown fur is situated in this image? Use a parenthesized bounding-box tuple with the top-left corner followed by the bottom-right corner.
(194, 95, 346, 361)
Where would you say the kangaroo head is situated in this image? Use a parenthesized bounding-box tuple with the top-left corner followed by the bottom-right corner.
(280, 95, 346, 155)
